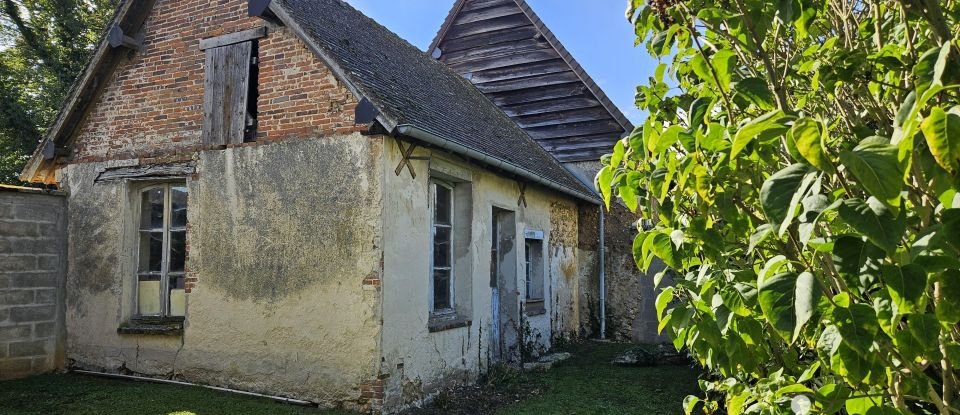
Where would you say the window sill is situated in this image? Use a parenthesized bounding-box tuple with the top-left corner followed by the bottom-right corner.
(117, 317, 184, 336)
(428, 315, 471, 333)
(525, 300, 546, 316)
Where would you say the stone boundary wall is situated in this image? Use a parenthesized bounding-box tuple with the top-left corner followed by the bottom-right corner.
(0, 186, 67, 380)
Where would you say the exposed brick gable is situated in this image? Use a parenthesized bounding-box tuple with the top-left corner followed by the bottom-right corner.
(70, 0, 364, 164)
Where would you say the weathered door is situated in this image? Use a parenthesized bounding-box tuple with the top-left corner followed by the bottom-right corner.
(490, 208, 519, 365)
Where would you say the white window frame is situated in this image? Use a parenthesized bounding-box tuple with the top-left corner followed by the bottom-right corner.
(429, 179, 456, 316)
(135, 183, 187, 318)
(524, 238, 545, 302)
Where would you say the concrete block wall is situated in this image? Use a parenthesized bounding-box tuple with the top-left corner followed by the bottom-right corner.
(0, 186, 67, 380)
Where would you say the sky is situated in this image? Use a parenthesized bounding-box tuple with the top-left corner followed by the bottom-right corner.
(342, 0, 655, 124)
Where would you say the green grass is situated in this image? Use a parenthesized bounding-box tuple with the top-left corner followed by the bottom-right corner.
(495, 342, 701, 415)
(0, 342, 700, 415)
(0, 373, 347, 415)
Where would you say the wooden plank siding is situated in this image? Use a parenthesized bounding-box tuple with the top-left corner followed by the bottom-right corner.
(434, 0, 632, 162)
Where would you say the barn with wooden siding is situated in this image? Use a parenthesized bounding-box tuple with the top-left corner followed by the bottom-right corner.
(429, 0, 634, 163)
(432, 0, 669, 345)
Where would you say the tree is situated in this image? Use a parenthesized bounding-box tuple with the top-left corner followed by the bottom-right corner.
(0, 0, 114, 184)
(601, 0, 960, 413)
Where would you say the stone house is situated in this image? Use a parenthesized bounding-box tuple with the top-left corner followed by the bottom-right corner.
(13, 0, 634, 412)
(10, 0, 671, 411)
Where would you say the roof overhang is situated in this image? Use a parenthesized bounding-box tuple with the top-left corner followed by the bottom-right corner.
(20, 0, 156, 184)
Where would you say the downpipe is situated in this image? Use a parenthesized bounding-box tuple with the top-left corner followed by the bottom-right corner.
(71, 369, 315, 406)
(599, 206, 606, 340)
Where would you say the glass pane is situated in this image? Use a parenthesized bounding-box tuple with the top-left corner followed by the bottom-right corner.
(526, 243, 532, 300)
(433, 269, 451, 311)
(140, 188, 165, 230)
(433, 227, 451, 267)
(168, 274, 186, 317)
(171, 186, 188, 228)
(138, 231, 164, 272)
(169, 230, 186, 272)
(434, 184, 451, 225)
(138, 274, 161, 315)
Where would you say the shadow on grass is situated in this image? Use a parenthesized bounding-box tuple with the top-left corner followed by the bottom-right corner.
(0, 342, 700, 415)
(0, 373, 347, 415)
(405, 341, 702, 415)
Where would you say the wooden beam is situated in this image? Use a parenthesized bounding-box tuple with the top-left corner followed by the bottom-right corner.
(107, 25, 141, 49)
(486, 82, 586, 107)
(248, 0, 272, 17)
(536, 134, 622, 151)
(439, 37, 551, 65)
(500, 95, 600, 117)
(95, 162, 196, 183)
(444, 14, 530, 40)
(474, 70, 579, 94)
(524, 119, 624, 140)
(446, 49, 557, 73)
(460, 0, 514, 12)
(199, 27, 268, 50)
(451, 4, 522, 26)
(438, 26, 538, 54)
(467, 58, 568, 83)
(512, 106, 613, 128)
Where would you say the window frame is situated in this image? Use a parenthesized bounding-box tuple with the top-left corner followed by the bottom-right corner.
(429, 179, 456, 316)
(134, 182, 187, 318)
(524, 238, 545, 302)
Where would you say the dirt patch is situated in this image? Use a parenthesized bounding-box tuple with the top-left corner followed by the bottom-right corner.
(399, 367, 540, 415)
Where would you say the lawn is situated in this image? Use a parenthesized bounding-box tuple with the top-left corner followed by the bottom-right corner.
(0, 342, 701, 415)
(0, 374, 343, 415)
(496, 342, 701, 415)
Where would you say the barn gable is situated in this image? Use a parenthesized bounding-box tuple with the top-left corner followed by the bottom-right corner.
(430, 0, 634, 162)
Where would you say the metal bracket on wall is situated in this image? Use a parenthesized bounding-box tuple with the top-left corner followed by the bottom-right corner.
(517, 182, 528, 207)
(394, 140, 429, 179)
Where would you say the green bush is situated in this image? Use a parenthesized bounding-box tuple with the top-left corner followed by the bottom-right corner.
(601, 0, 960, 413)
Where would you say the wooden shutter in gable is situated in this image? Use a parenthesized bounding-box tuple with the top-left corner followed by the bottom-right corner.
(202, 41, 253, 147)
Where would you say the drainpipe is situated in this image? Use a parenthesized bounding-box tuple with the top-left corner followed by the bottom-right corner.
(599, 207, 606, 340)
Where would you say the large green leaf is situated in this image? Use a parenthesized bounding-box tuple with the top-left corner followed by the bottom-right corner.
(595, 165, 614, 209)
(832, 303, 880, 354)
(837, 198, 905, 255)
(839, 141, 904, 206)
(731, 110, 787, 158)
(920, 106, 960, 173)
(758, 272, 820, 343)
(712, 49, 737, 89)
(936, 270, 960, 324)
(760, 163, 818, 236)
(647, 231, 680, 270)
(791, 117, 833, 172)
(908, 313, 940, 358)
(652, 125, 684, 153)
(944, 209, 960, 253)
(734, 77, 775, 111)
(882, 264, 927, 314)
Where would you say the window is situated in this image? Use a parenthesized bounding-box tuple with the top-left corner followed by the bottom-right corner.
(136, 184, 188, 317)
(525, 234, 545, 315)
(430, 180, 455, 314)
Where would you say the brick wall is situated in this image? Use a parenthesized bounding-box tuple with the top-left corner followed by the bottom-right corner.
(0, 186, 67, 380)
(70, 0, 364, 164)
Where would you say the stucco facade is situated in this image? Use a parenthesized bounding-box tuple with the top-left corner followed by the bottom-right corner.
(378, 136, 583, 410)
(19, 0, 603, 412)
(60, 134, 385, 409)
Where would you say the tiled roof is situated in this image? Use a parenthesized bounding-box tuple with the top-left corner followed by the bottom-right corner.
(276, 0, 597, 201)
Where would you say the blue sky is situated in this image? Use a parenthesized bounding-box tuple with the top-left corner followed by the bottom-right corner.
(342, 0, 655, 123)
